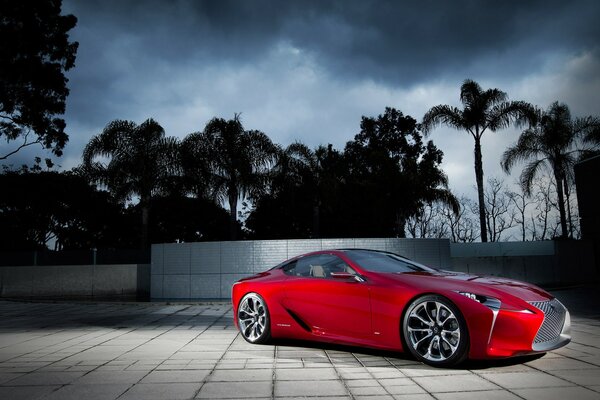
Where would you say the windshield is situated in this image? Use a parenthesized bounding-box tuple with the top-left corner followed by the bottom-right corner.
(344, 250, 436, 273)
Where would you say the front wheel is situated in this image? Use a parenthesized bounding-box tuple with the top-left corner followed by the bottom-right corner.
(402, 295, 469, 367)
(237, 292, 271, 344)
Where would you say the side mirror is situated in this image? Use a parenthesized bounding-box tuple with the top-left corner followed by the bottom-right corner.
(330, 272, 365, 282)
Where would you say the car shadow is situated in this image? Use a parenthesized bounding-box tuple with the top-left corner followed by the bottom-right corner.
(266, 338, 546, 370)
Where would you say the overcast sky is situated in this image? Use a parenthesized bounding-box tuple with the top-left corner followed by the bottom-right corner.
(4, 0, 599, 198)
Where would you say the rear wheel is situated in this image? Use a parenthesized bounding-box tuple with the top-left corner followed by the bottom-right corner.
(237, 293, 271, 344)
(402, 295, 468, 367)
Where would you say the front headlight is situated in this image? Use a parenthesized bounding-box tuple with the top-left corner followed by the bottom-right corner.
(458, 291, 534, 314)
(458, 291, 501, 310)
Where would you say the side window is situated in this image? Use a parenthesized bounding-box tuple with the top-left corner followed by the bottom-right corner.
(321, 254, 358, 278)
(290, 254, 357, 279)
(295, 256, 319, 277)
(282, 261, 297, 276)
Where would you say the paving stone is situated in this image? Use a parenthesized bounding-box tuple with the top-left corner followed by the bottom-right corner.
(141, 370, 210, 383)
(276, 367, 338, 380)
(41, 383, 131, 400)
(548, 368, 600, 386)
(513, 386, 600, 400)
(274, 379, 348, 397)
(0, 289, 598, 400)
(7, 371, 85, 386)
(349, 385, 388, 396)
(413, 374, 500, 393)
(481, 371, 575, 389)
(196, 381, 272, 398)
(118, 382, 202, 400)
(0, 385, 61, 399)
(434, 390, 522, 400)
(0, 372, 25, 384)
(208, 368, 273, 381)
(386, 383, 427, 395)
(74, 370, 147, 384)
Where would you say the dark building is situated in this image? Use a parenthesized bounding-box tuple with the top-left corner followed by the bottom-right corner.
(575, 155, 600, 273)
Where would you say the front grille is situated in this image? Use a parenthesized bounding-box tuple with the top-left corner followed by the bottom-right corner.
(529, 299, 566, 344)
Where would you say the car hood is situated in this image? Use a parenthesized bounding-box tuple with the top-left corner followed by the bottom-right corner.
(381, 270, 551, 302)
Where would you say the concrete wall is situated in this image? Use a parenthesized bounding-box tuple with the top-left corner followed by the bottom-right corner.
(1, 239, 595, 302)
(450, 240, 597, 285)
(151, 238, 451, 300)
(0, 264, 150, 300)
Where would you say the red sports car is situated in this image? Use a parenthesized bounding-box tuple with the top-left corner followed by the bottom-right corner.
(232, 249, 571, 367)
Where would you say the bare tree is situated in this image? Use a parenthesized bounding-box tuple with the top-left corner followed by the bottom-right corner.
(439, 196, 479, 243)
(405, 203, 450, 239)
(484, 178, 516, 242)
(507, 184, 535, 241)
(528, 179, 561, 240)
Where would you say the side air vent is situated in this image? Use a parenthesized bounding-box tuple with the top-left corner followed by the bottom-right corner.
(285, 309, 312, 332)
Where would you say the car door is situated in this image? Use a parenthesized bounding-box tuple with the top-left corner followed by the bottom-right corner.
(282, 253, 372, 340)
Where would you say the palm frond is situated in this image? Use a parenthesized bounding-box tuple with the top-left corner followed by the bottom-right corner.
(520, 158, 549, 196)
(421, 105, 465, 134)
(573, 116, 600, 145)
(426, 188, 460, 215)
(501, 127, 544, 173)
(487, 101, 535, 131)
(460, 79, 483, 107)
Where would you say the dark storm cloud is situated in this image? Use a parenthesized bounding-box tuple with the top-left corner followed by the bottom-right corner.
(66, 0, 600, 85)
(6, 0, 596, 192)
(58, 0, 600, 139)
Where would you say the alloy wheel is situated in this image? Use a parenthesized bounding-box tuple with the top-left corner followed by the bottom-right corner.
(238, 293, 269, 343)
(405, 297, 466, 365)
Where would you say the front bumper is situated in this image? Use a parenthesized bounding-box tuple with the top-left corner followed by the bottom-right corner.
(469, 298, 571, 359)
(529, 299, 571, 352)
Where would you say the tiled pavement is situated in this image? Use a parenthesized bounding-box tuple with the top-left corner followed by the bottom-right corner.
(0, 288, 599, 399)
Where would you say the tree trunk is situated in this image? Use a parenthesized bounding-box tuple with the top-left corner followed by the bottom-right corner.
(229, 190, 238, 240)
(312, 203, 320, 238)
(473, 137, 488, 242)
(564, 179, 573, 238)
(140, 201, 149, 249)
(554, 171, 568, 238)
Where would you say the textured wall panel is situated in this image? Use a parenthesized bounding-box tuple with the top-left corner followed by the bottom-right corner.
(151, 244, 164, 275)
(451, 241, 555, 258)
(412, 239, 443, 268)
(150, 238, 455, 300)
(438, 240, 452, 269)
(150, 275, 163, 298)
(254, 240, 288, 272)
(31, 266, 93, 297)
(287, 239, 322, 259)
(191, 274, 220, 299)
(321, 238, 355, 250)
(221, 273, 251, 300)
(163, 275, 190, 299)
(396, 239, 417, 260)
(163, 243, 191, 275)
(221, 241, 254, 273)
(354, 239, 388, 252)
(191, 242, 221, 274)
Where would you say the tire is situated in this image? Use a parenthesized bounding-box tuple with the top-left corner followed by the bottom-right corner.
(402, 294, 469, 367)
(237, 292, 271, 344)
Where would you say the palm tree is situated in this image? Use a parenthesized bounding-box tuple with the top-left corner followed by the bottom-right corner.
(273, 142, 337, 237)
(184, 114, 277, 240)
(82, 118, 180, 248)
(180, 132, 212, 200)
(422, 79, 534, 242)
(501, 102, 600, 238)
